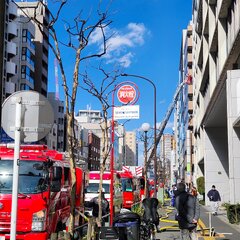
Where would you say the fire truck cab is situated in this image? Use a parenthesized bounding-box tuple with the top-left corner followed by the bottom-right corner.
(117, 171, 140, 209)
(0, 144, 84, 240)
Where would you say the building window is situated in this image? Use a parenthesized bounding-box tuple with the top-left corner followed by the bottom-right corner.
(22, 29, 35, 50)
(21, 47, 34, 67)
(21, 65, 34, 84)
(20, 84, 31, 90)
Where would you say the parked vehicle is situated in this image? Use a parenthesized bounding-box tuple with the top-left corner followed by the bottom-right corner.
(0, 144, 84, 240)
(117, 171, 140, 209)
(84, 171, 122, 214)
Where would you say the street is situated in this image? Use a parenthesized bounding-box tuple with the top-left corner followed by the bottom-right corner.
(155, 205, 240, 240)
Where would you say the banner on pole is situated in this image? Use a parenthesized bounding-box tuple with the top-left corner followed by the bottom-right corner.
(114, 105, 140, 119)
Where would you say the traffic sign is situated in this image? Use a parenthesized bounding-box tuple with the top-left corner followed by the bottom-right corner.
(2, 90, 54, 142)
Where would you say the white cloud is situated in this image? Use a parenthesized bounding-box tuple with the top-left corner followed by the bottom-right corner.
(159, 99, 166, 104)
(89, 23, 149, 67)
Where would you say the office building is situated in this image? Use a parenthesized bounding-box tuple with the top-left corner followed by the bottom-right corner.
(47, 93, 64, 152)
(192, 0, 240, 203)
(125, 131, 137, 166)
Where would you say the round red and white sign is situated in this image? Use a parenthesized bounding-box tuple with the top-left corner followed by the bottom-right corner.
(117, 85, 136, 104)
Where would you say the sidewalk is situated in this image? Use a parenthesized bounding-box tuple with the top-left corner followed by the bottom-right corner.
(155, 204, 240, 240)
(198, 205, 240, 239)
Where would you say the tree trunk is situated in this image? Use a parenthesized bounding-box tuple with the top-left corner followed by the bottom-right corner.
(66, 113, 77, 239)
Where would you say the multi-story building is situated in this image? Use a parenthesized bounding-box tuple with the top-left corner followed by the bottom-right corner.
(192, 0, 240, 204)
(125, 131, 137, 166)
(47, 93, 64, 152)
(0, 1, 18, 131)
(75, 109, 121, 170)
(47, 122, 58, 150)
(160, 134, 174, 186)
(0, 1, 49, 141)
(175, 22, 194, 184)
(116, 123, 126, 169)
(76, 109, 102, 123)
(88, 131, 100, 171)
(17, 1, 49, 96)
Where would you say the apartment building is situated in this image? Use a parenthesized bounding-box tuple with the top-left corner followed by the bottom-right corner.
(76, 109, 102, 123)
(125, 131, 137, 166)
(160, 134, 174, 186)
(17, 1, 49, 96)
(0, 1, 18, 131)
(75, 109, 121, 170)
(47, 92, 64, 152)
(88, 131, 100, 171)
(175, 22, 194, 184)
(192, 0, 240, 204)
(0, 1, 50, 141)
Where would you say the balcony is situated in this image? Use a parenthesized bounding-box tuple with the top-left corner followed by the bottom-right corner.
(188, 101, 193, 113)
(7, 22, 17, 39)
(187, 38, 193, 49)
(188, 118, 193, 129)
(5, 81, 15, 94)
(9, 1, 18, 20)
(188, 84, 193, 95)
(7, 41, 17, 56)
(6, 61, 16, 76)
(188, 53, 193, 65)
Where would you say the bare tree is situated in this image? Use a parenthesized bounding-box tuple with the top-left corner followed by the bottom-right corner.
(15, 1, 112, 238)
(81, 66, 121, 224)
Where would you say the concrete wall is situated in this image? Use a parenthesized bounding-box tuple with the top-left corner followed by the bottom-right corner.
(204, 127, 229, 204)
(227, 70, 240, 204)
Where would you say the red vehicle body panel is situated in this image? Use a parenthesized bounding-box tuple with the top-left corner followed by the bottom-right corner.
(0, 144, 84, 240)
(118, 171, 139, 209)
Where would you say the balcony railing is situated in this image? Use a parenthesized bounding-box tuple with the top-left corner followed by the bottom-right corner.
(7, 22, 17, 38)
(7, 41, 17, 56)
(6, 61, 16, 75)
(9, 1, 18, 20)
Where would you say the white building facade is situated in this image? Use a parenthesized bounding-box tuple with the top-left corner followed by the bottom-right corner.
(192, 0, 240, 204)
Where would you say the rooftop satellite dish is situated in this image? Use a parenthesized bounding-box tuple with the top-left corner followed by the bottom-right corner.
(2, 90, 54, 142)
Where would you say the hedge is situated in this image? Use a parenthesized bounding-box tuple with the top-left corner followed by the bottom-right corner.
(225, 203, 240, 224)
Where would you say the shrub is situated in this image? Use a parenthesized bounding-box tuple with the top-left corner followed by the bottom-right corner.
(196, 176, 205, 196)
(225, 203, 240, 224)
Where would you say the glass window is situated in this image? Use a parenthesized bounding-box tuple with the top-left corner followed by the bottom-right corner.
(121, 178, 133, 192)
(0, 160, 49, 194)
(85, 183, 110, 193)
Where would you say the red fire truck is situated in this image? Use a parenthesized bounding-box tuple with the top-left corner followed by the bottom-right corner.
(117, 171, 140, 209)
(0, 144, 84, 240)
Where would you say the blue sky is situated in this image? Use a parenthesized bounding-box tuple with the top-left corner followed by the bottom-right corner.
(47, 0, 192, 134)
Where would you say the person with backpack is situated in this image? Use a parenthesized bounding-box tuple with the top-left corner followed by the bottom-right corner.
(175, 182, 200, 240)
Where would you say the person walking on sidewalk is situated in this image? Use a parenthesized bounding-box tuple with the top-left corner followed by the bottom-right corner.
(175, 182, 200, 240)
(207, 185, 221, 216)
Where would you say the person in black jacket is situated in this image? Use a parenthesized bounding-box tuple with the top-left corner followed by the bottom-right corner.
(175, 182, 200, 240)
(207, 185, 221, 216)
(85, 189, 109, 225)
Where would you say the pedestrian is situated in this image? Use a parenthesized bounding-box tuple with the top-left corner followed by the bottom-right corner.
(169, 184, 177, 207)
(175, 182, 200, 240)
(207, 185, 221, 216)
(84, 188, 109, 225)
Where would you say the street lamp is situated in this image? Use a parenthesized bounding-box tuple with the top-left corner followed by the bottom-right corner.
(142, 122, 150, 198)
(121, 73, 157, 198)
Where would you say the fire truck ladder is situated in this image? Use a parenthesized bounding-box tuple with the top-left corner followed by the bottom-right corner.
(147, 80, 186, 165)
